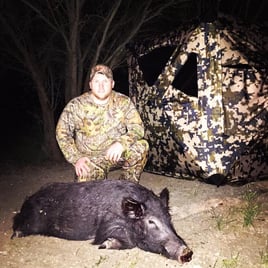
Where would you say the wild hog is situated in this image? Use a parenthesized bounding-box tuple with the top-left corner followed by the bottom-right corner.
(12, 179, 193, 263)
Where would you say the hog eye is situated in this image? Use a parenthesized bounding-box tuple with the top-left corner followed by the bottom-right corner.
(148, 219, 157, 228)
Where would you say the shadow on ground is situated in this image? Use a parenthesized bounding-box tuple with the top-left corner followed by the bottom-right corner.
(0, 162, 267, 268)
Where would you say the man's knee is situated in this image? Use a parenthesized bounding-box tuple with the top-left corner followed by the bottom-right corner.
(126, 139, 149, 161)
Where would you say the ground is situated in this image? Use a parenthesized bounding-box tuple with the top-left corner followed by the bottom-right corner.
(0, 162, 267, 268)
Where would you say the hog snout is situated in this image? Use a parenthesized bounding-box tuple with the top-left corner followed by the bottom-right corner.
(164, 240, 193, 263)
(179, 246, 193, 263)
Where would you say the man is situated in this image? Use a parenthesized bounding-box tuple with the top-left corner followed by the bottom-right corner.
(56, 64, 149, 182)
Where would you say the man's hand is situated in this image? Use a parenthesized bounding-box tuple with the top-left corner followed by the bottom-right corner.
(75, 157, 91, 177)
(105, 142, 124, 163)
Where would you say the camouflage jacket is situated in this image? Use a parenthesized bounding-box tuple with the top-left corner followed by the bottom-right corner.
(56, 90, 145, 165)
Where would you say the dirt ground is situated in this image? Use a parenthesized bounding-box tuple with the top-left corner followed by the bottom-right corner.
(0, 161, 267, 268)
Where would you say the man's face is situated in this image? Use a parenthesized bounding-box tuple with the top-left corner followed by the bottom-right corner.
(89, 73, 114, 103)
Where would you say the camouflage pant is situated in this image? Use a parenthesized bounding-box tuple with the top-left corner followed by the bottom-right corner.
(75, 139, 149, 183)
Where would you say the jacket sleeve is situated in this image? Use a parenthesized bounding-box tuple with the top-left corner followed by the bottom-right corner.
(55, 101, 84, 165)
(117, 99, 145, 149)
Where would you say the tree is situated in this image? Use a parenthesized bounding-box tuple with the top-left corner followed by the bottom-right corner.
(0, 0, 180, 161)
(0, 1, 63, 160)
(1, 0, 265, 162)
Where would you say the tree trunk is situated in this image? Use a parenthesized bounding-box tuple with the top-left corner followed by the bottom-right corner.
(40, 95, 63, 161)
(65, 49, 79, 103)
(29, 62, 63, 161)
(65, 1, 81, 103)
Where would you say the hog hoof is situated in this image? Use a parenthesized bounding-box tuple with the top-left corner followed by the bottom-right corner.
(11, 230, 23, 239)
(99, 238, 122, 249)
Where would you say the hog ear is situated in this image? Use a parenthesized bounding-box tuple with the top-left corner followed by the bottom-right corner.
(122, 198, 145, 219)
(159, 188, 169, 208)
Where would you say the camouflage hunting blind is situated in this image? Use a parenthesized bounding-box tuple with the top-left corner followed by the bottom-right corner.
(127, 17, 268, 184)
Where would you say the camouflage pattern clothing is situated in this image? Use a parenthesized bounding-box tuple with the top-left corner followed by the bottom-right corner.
(56, 90, 149, 182)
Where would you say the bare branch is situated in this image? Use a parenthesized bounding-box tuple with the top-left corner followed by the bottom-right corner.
(91, 0, 122, 67)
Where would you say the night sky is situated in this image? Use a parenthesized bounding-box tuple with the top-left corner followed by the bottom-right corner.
(0, 0, 267, 164)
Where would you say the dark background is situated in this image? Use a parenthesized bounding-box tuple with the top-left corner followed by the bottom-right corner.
(0, 0, 267, 164)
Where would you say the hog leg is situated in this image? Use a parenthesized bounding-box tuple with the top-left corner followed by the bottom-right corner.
(98, 238, 123, 249)
(94, 222, 135, 250)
